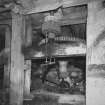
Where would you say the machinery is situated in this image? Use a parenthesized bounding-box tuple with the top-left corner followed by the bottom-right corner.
(31, 56, 85, 95)
(23, 7, 86, 98)
(31, 15, 86, 93)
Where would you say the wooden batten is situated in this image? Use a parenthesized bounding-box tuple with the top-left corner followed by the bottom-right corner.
(10, 13, 25, 105)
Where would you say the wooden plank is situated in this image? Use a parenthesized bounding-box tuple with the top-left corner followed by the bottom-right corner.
(10, 13, 25, 105)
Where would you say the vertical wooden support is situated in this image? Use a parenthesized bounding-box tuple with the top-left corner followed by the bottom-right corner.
(10, 13, 25, 105)
(87, 1, 105, 105)
(87, 1, 105, 64)
(24, 16, 32, 99)
(4, 26, 11, 89)
(24, 60, 31, 98)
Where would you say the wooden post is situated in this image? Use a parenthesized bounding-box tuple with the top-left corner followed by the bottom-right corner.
(23, 16, 32, 99)
(10, 13, 25, 105)
(87, 1, 105, 105)
(3, 26, 11, 90)
(24, 60, 31, 98)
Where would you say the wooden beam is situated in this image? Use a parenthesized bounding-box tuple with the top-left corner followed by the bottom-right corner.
(22, 0, 104, 15)
(22, 2, 62, 15)
(10, 13, 25, 105)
